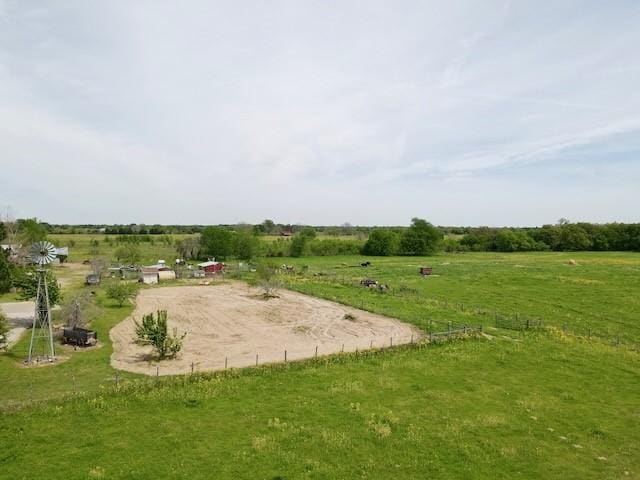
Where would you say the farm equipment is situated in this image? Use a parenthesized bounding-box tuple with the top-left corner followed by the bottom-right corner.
(62, 327, 97, 347)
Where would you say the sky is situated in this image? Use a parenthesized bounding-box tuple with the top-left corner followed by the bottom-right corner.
(0, 1, 639, 227)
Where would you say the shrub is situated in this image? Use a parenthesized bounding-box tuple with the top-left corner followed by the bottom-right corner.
(134, 310, 186, 359)
(105, 281, 137, 307)
(0, 311, 9, 347)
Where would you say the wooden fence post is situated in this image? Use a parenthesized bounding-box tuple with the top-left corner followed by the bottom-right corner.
(224, 356, 228, 369)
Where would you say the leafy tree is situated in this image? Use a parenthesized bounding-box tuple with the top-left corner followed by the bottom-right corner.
(362, 229, 400, 256)
(256, 262, 280, 298)
(300, 226, 317, 240)
(114, 244, 141, 265)
(0, 222, 6, 242)
(106, 281, 137, 307)
(13, 269, 61, 305)
(558, 224, 591, 251)
(289, 234, 307, 257)
(200, 227, 232, 260)
(288, 227, 317, 257)
(134, 310, 186, 359)
(400, 218, 443, 256)
(262, 219, 276, 234)
(0, 249, 11, 293)
(233, 231, 259, 260)
(17, 218, 47, 244)
(176, 237, 201, 260)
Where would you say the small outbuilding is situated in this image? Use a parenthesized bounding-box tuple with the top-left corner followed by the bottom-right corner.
(419, 267, 433, 276)
(140, 271, 159, 285)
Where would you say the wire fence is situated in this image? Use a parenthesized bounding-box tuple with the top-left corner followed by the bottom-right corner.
(0, 328, 486, 408)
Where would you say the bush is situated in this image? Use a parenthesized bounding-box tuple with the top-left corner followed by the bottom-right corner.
(106, 281, 137, 307)
(400, 218, 443, 256)
(362, 229, 400, 256)
(134, 310, 186, 359)
(256, 262, 281, 298)
(0, 311, 9, 347)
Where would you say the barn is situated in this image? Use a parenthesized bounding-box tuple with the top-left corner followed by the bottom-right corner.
(198, 260, 225, 275)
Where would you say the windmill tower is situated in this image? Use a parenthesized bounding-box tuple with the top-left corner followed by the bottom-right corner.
(27, 241, 57, 364)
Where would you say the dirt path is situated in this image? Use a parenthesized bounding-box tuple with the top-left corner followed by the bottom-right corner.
(110, 283, 422, 376)
(0, 302, 34, 349)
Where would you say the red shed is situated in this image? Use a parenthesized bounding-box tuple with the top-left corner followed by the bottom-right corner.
(419, 267, 433, 276)
(198, 260, 225, 275)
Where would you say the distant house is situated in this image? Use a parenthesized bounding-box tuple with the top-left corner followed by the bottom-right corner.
(198, 260, 225, 275)
(280, 231, 293, 237)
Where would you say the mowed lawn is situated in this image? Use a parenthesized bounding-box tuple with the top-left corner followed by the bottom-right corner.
(1, 334, 638, 479)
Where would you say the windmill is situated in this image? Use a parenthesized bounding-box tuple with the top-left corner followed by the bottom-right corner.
(27, 241, 57, 364)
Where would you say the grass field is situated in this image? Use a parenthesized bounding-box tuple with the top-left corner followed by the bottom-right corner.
(1, 334, 638, 479)
(278, 252, 640, 342)
(1, 249, 639, 478)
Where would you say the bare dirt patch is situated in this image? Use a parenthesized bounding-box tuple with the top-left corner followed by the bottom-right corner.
(110, 283, 422, 376)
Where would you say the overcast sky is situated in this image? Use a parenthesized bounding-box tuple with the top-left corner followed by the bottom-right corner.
(1, 1, 639, 227)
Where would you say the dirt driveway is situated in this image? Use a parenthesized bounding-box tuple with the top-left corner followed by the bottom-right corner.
(110, 283, 421, 375)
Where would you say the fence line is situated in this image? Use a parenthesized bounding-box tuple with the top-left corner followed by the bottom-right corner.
(1, 328, 486, 407)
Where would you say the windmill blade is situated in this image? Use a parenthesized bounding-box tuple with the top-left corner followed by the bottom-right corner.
(30, 241, 57, 266)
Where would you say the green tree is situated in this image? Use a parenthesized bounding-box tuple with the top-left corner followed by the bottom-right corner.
(114, 244, 141, 265)
(0, 222, 6, 242)
(362, 229, 400, 256)
(256, 262, 280, 297)
(0, 249, 11, 293)
(233, 231, 259, 260)
(17, 218, 47, 244)
(106, 281, 137, 307)
(200, 227, 232, 260)
(262, 219, 276, 234)
(558, 224, 591, 251)
(13, 269, 61, 305)
(400, 218, 443, 256)
(134, 310, 186, 359)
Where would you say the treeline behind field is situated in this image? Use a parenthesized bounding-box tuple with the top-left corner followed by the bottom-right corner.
(450, 222, 640, 253)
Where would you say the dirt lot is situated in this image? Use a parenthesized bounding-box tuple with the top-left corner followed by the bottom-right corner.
(110, 283, 421, 376)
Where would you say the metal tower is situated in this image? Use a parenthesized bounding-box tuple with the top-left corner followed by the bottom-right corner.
(27, 241, 57, 364)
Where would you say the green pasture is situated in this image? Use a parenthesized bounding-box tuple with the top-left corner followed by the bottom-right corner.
(276, 252, 640, 342)
(1, 334, 638, 479)
(0, 249, 638, 478)
(48, 233, 196, 265)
